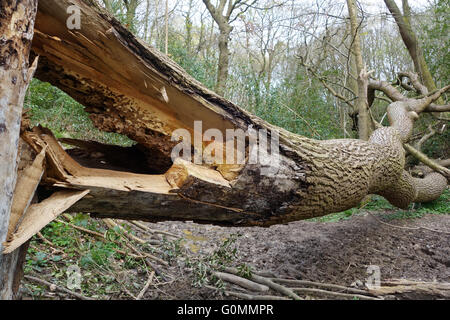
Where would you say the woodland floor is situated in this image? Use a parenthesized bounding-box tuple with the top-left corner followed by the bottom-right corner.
(19, 198, 449, 300)
(139, 211, 450, 300)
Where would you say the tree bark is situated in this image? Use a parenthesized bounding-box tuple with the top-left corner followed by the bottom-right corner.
(216, 26, 232, 96)
(0, 0, 38, 299)
(2, 0, 446, 301)
(347, 0, 371, 140)
(17, 0, 446, 228)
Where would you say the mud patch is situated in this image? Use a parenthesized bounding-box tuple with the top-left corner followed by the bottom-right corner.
(143, 211, 449, 299)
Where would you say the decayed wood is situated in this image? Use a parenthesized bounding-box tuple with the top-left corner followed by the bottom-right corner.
(7, 146, 46, 237)
(369, 279, 450, 299)
(1, 0, 448, 300)
(0, 0, 38, 300)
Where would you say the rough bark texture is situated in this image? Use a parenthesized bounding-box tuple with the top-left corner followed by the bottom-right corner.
(216, 26, 231, 96)
(9, 0, 443, 231)
(0, 0, 38, 299)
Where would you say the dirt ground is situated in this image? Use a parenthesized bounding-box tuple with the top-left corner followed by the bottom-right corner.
(140, 211, 449, 300)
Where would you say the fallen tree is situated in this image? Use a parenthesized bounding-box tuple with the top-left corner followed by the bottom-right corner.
(0, 0, 449, 298)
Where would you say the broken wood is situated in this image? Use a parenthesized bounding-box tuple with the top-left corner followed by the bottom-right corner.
(212, 271, 270, 292)
(3, 0, 438, 230)
(3, 189, 90, 253)
(1, 0, 449, 299)
(369, 279, 450, 299)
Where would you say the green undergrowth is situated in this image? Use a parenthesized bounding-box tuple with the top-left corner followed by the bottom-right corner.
(25, 79, 133, 146)
(22, 213, 246, 299)
(23, 214, 151, 299)
(310, 188, 449, 223)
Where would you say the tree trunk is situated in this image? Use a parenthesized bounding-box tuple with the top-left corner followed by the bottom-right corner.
(347, 0, 371, 140)
(0, 0, 38, 299)
(9, 0, 443, 230)
(215, 25, 231, 96)
(124, 0, 139, 33)
(2, 0, 446, 301)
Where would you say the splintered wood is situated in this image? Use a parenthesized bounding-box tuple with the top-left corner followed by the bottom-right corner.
(3, 131, 90, 254)
(3, 190, 90, 254)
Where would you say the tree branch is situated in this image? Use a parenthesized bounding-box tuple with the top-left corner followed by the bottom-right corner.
(404, 143, 450, 180)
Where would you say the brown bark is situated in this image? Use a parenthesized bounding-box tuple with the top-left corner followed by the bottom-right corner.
(216, 26, 232, 96)
(1, 0, 446, 301)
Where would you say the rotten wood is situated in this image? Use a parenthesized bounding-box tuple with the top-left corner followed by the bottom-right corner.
(0, 0, 38, 299)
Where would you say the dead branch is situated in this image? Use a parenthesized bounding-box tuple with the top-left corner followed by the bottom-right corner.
(24, 275, 94, 300)
(292, 287, 380, 300)
(103, 219, 148, 244)
(213, 271, 270, 292)
(225, 291, 290, 300)
(223, 267, 301, 300)
(128, 221, 180, 239)
(369, 279, 450, 299)
(271, 278, 374, 296)
(136, 271, 155, 300)
(414, 125, 436, 151)
(403, 144, 450, 180)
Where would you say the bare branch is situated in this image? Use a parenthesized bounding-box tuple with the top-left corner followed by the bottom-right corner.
(397, 71, 428, 95)
(425, 104, 450, 113)
(404, 143, 450, 180)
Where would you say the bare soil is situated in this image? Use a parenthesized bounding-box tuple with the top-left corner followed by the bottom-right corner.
(141, 211, 449, 299)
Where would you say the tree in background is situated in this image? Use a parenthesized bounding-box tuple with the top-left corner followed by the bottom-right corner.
(201, 0, 255, 96)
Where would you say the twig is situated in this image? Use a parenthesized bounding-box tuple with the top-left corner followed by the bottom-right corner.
(145, 258, 170, 281)
(136, 271, 155, 300)
(213, 271, 270, 292)
(24, 275, 94, 300)
(129, 220, 179, 239)
(271, 278, 375, 296)
(36, 232, 65, 254)
(55, 218, 105, 238)
(123, 241, 168, 266)
(104, 219, 147, 244)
